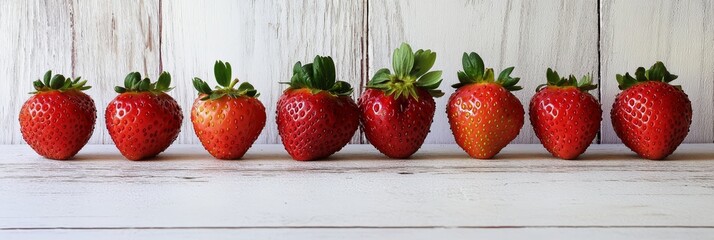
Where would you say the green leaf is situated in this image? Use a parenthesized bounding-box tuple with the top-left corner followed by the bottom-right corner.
(392, 43, 414, 77)
(313, 55, 336, 89)
(546, 68, 560, 85)
(462, 52, 484, 79)
(214, 60, 229, 87)
(49, 74, 65, 89)
(369, 68, 391, 86)
(209, 92, 226, 100)
(43, 70, 52, 86)
(114, 86, 126, 93)
(415, 71, 442, 89)
(157, 71, 171, 90)
(456, 71, 471, 85)
(138, 78, 150, 91)
(411, 49, 436, 77)
(498, 67, 515, 82)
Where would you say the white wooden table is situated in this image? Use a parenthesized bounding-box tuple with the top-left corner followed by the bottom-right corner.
(1, 144, 713, 239)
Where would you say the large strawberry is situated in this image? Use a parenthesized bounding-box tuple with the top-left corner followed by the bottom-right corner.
(191, 60, 266, 160)
(611, 62, 691, 160)
(530, 69, 601, 160)
(19, 70, 96, 160)
(106, 72, 183, 160)
(446, 52, 523, 159)
(359, 43, 444, 159)
(276, 55, 359, 161)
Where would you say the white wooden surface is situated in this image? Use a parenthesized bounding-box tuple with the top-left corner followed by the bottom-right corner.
(0, 144, 713, 239)
(1, 0, 713, 145)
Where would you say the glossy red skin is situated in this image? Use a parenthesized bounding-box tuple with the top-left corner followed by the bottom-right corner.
(529, 87, 602, 160)
(276, 89, 359, 161)
(359, 88, 435, 159)
(106, 92, 183, 160)
(19, 90, 96, 160)
(611, 81, 692, 160)
(191, 95, 266, 160)
(447, 83, 524, 159)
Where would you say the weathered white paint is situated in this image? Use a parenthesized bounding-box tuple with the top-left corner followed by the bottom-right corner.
(3, 228, 714, 240)
(1, 144, 713, 239)
(0, 0, 72, 144)
(368, 0, 600, 144)
(161, 0, 365, 144)
(600, 0, 714, 143)
(1, 0, 713, 145)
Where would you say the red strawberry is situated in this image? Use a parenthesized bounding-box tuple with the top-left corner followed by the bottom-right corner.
(106, 72, 183, 160)
(19, 71, 96, 160)
(191, 60, 266, 159)
(359, 43, 444, 158)
(276, 55, 359, 161)
(529, 69, 602, 160)
(611, 62, 692, 160)
(446, 52, 524, 159)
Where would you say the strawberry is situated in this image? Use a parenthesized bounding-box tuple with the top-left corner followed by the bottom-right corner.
(191, 60, 266, 160)
(106, 72, 183, 160)
(359, 43, 444, 158)
(19, 70, 96, 160)
(276, 55, 359, 161)
(611, 62, 692, 160)
(529, 69, 601, 160)
(446, 52, 523, 159)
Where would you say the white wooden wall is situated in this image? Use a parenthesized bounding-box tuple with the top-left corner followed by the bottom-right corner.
(1, 0, 712, 145)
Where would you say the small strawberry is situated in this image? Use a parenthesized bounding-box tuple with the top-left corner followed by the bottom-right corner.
(529, 69, 601, 160)
(359, 43, 444, 159)
(106, 72, 183, 160)
(611, 62, 692, 160)
(191, 60, 266, 160)
(276, 55, 359, 161)
(19, 70, 96, 160)
(446, 52, 523, 159)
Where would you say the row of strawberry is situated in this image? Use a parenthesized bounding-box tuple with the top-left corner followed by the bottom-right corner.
(19, 43, 691, 161)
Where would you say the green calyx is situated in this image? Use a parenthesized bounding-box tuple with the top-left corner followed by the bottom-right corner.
(452, 52, 521, 91)
(281, 55, 353, 96)
(30, 70, 91, 94)
(536, 68, 597, 92)
(616, 61, 679, 90)
(192, 60, 260, 101)
(367, 42, 444, 100)
(115, 71, 173, 94)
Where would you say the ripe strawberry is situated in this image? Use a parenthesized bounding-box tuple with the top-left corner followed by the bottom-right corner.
(106, 72, 183, 160)
(529, 69, 602, 160)
(446, 52, 523, 159)
(19, 70, 96, 160)
(359, 43, 444, 158)
(611, 62, 692, 160)
(276, 55, 359, 161)
(191, 60, 266, 159)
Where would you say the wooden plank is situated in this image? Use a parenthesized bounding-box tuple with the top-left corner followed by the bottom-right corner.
(368, 0, 599, 144)
(2, 228, 714, 240)
(0, 0, 73, 144)
(1, 144, 713, 229)
(160, 0, 365, 144)
(71, 0, 161, 144)
(600, 0, 714, 143)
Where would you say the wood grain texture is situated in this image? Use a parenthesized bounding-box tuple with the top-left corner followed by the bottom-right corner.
(160, 0, 365, 144)
(0, 0, 73, 144)
(71, 0, 161, 144)
(3, 228, 714, 240)
(368, 0, 599, 144)
(600, 0, 714, 143)
(0, 144, 713, 236)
